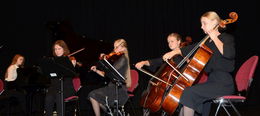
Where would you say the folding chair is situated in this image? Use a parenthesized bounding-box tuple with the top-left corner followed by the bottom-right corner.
(64, 76, 82, 115)
(125, 69, 139, 115)
(213, 55, 259, 116)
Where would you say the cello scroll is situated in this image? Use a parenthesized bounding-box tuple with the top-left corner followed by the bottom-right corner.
(219, 12, 238, 28)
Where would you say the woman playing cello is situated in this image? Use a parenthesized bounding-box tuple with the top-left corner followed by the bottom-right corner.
(135, 33, 186, 71)
(135, 33, 191, 115)
(163, 11, 236, 116)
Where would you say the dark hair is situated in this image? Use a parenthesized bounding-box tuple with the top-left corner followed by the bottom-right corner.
(52, 40, 70, 56)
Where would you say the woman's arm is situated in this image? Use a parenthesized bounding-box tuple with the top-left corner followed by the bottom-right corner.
(5, 65, 17, 81)
(90, 66, 105, 77)
(135, 60, 150, 69)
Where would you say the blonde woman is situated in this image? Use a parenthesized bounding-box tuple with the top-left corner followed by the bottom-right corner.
(163, 11, 235, 116)
(135, 33, 184, 71)
(89, 39, 131, 116)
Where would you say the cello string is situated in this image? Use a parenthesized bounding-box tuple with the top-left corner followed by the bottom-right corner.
(165, 60, 189, 82)
(137, 68, 172, 86)
(176, 23, 220, 68)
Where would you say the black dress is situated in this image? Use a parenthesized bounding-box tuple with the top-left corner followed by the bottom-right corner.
(179, 33, 235, 114)
(40, 56, 76, 116)
(88, 54, 129, 106)
(148, 55, 183, 73)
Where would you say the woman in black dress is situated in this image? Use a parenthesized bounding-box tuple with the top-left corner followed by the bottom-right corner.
(43, 40, 76, 116)
(135, 33, 184, 71)
(88, 39, 131, 116)
(163, 11, 235, 116)
(135, 33, 186, 115)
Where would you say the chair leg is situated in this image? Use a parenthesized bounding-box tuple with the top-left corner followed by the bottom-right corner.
(215, 99, 232, 116)
(119, 106, 126, 116)
(7, 101, 10, 116)
(77, 100, 81, 116)
(128, 98, 136, 115)
(161, 110, 167, 116)
(221, 105, 231, 116)
(143, 108, 150, 116)
(228, 100, 242, 116)
(7, 98, 12, 116)
(215, 101, 222, 116)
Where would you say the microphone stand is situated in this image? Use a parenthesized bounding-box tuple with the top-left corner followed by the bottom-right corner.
(50, 57, 77, 116)
(59, 75, 64, 116)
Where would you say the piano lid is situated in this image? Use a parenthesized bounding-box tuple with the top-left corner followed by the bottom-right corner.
(46, 20, 113, 69)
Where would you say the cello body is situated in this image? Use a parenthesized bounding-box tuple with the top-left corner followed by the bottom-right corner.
(140, 59, 179, 112)
(161, 12, 238, 114)
(139, 11, 238, 115)
(161, 44, 213, 114)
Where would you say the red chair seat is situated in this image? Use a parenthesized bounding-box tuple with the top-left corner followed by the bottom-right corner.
(221, 95, 246, 100)
(64, 96, 78, 102)
(0, 79, 4, 95)
(63, 77, 81, 115)
(128, 94, 134, 97)
(213, 55, 259, 116)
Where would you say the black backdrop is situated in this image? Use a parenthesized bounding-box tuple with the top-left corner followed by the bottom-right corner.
(1, 0, 259, 114)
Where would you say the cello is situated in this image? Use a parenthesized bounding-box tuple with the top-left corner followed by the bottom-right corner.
(161, 12, 238, 115)
(139, 37, 193, 113)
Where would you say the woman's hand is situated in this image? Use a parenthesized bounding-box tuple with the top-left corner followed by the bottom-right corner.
(90, 66, 97, 72)
(90, 65, 105, 77)
(135, 61, 149, 69)
(207, 29, 223, 54)
(206, 29, 220, 42)
(163, 48, 181, 61)
(100, 53, 105, 58)
(98, 53, 106, 59)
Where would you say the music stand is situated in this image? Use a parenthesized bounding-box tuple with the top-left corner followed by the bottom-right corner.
(98, 57, 126, 116)
(39, 57, 76, 116)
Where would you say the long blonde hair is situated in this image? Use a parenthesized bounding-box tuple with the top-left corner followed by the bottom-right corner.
(114, 39, 131, 88)
(201, 11, 221, 23)
(201, 11, 226, 29)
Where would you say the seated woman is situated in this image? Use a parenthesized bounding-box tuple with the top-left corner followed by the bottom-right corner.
(4, 54, 27, 115)
(88, 39, 131, 116)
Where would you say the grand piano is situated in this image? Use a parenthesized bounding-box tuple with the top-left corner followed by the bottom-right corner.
(0, 20, 114, 115)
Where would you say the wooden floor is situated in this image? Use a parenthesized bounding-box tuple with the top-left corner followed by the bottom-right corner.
(124, 104, 260, 116)
(1, 100, 260, 116)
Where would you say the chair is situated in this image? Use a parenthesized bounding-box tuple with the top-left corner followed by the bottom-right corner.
(197, 71, 208, 84)
(0, 79, 5, 114)
(64, 76, 82, 115)
(0, 79, 4, 95)
(0, 79, 12, 115)
(102, 69, 139, 116)
(126, 69, 139, 115)
(128, 69, 139, 96)
(213, 55, 259, 116)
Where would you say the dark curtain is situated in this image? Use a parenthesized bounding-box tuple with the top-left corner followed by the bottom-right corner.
(1, 0, 259, 114)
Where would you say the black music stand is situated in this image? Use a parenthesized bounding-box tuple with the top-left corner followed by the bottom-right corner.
(39, 57, 76, 116)
(98, 57, 126, 116)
